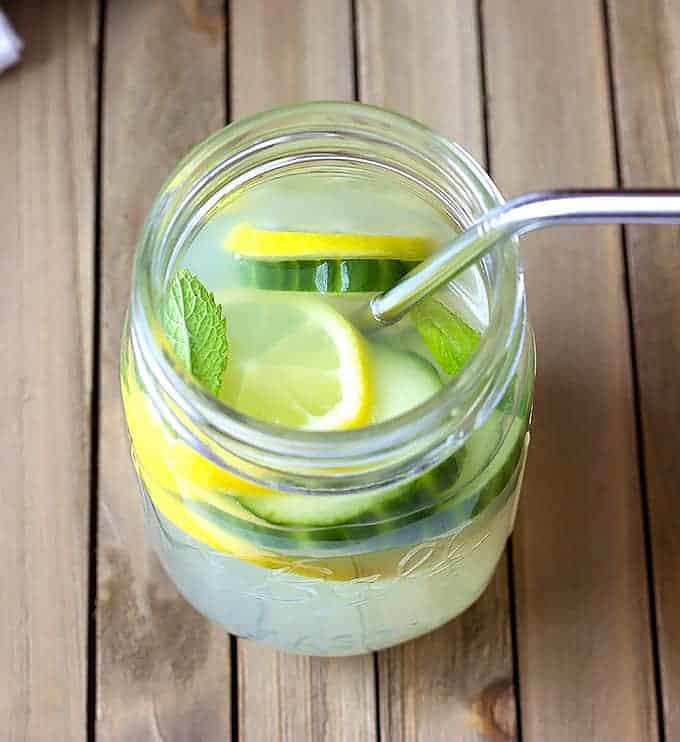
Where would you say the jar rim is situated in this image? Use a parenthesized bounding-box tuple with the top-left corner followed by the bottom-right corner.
(129, 101, 526, 477)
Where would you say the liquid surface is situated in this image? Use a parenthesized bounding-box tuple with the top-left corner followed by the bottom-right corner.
(181, 172, 490, 429)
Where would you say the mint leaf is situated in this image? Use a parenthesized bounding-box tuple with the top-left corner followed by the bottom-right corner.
(161, 269, 228, 395)
(411, 298, 481, 376)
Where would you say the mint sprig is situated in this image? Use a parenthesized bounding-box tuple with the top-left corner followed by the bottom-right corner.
(161, 269, 228, 395)
(411, 297, 481, 376)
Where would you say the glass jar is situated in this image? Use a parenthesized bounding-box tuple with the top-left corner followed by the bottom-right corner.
(121, 102, 534, 656)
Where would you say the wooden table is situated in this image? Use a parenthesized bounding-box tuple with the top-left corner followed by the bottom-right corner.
(2, 1, 679, 739)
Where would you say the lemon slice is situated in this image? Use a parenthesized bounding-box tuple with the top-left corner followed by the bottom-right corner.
(145, 479, 379, 582)
(123, 385, 272, 496)
(216, 290, 372, 430)
(226, 223, 435, 261)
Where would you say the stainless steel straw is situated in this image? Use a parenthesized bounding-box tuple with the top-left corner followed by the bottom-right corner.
(361, 189, 680, 328)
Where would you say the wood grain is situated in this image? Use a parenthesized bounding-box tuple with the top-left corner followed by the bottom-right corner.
(356, 2, 518, 740)
(357, 0, 484, 161)
(230, 0, 354, 117)
(606, 1, 680, 738)
(96, 1, 231, 740)
(0, 1, 96, 739)
(238, 643, 376, 742)
(483, 1, 658, 739)
(230, 2, 377, 740)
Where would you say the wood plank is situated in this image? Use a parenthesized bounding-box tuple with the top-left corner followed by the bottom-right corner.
(230, 0, 353, 117)
(0, 1, 96, 738)
(357, 0, 484, 161)
(606, 1, 680, 737)
(483, 1, 658, 739)
(96, 2, 231, 740)
(229, 3, 376, 741)
(238, 644, 376, 741)
(357, 2, 517, 740)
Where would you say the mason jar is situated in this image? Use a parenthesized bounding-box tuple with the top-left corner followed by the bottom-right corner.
(121, 102, 534, 657)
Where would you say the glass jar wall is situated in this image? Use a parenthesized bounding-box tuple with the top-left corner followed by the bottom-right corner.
(122, 102, 534, 656)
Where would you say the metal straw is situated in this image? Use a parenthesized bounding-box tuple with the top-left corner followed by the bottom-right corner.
(361, 189, 680, 328)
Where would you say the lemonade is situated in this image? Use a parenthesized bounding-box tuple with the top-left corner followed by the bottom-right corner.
(122, 103, 533, 655)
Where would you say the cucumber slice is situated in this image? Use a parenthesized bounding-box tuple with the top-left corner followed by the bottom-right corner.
(177, 483, 425, 553)
(456, 411, 506, 489)
(237, 258, 416, 293)
(235, 486, 412, 528)
(445, 411, 527, 516)
(237, 343, 443, 526)
(471, 415, 527, 515)
(370, 343, 442, 422)
(414, 412, 526, 543)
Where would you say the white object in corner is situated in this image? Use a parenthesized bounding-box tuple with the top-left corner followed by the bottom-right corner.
(0, 11, 23, 74)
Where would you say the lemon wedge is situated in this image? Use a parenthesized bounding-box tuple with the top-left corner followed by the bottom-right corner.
(217, 290, 372, 430)
(226, 223, 435, 261)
